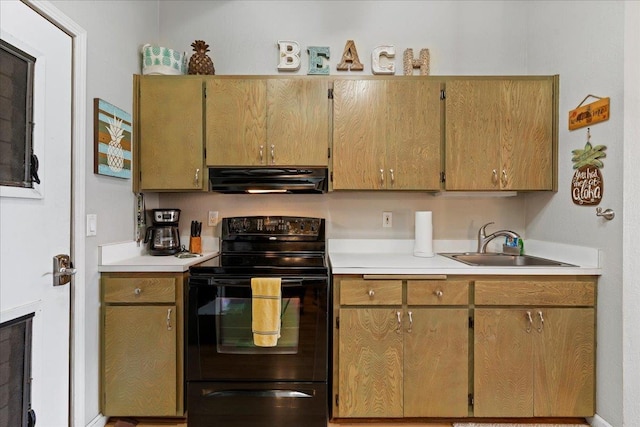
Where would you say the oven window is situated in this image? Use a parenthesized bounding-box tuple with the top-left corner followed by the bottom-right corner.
(200, 297, 300, 354)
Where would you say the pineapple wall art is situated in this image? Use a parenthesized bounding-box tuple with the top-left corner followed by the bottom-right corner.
(94, 98, 132, 179)
(571, 128, 607, 206)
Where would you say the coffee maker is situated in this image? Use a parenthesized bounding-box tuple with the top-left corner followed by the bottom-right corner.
(144, 208, 181, 255)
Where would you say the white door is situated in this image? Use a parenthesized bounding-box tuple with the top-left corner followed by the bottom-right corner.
(0, 1, 73, 426)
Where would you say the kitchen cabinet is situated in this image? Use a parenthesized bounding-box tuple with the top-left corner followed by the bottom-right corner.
(133, 75, 205, 192)
(205, 77, 330, 166)
(333, 277, 469, 418)
(332, 78, 443, 190)
(444, 76, 557, 191)
(101, 272, 186, 417)
(473, 277, 596, 417)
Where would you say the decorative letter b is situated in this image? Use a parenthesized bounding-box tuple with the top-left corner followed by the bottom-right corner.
(277, 40, 301, 71)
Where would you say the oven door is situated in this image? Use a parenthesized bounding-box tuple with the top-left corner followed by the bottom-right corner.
(186, 276, 328, 382)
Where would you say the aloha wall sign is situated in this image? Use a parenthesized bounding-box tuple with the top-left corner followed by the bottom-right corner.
(571, 128, 606, 206)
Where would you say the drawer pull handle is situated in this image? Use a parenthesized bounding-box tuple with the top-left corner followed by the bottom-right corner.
(537, 311, 545, 333)
(134, 287, 142, 296)
(407, 311, 413, 333)
(368, 289, 375, 298)
(260, 145, 264, 164)
(492, 169, 498, 185)
(167, 308, 173, 331)
(389, 169, 395, 185)
(434, 290, 443, 298)
(380, 169, 384, 185)
(526, 311, 533, 333)
(396, 311, 402, 334)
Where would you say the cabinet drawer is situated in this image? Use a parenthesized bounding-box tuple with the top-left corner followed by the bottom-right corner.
(340, 279, 402, 305)
(475, 279, 596, 306)
(407, 280, 469, 305)
(103, 276, 176, 303)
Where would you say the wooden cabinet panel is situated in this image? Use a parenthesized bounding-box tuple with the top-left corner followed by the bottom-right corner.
(534, 308, 595, 416)
(474, 308, 534, 417)
(333, 80, 387, 190)
(475, 279, 596, 306)
(206, 78, 267, 166)
(103, 276, 175, 303)
(338, 308, 403, 417)
(407, 280, 469, 305)
(137, 76, 204, 191)
(103, 305, 177, 416)
(339, 279, 402, 305)
(267, 79, 330, 166)
(404, 308, 468, 417)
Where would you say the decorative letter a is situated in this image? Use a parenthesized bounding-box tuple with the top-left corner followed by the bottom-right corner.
(337, 40, 364, 72)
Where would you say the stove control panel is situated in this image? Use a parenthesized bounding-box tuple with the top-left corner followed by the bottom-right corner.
(224, 216, 323, 236)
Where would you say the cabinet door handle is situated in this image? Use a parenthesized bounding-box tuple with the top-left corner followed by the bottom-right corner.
(389, 169, 395, 185)
(270, 144, 275, 165)
(194, 168, 200, 186)
(167, 308, 173, 331)
(367, 289, 375, 298)
(380, 169, 384, 185)
(134, 287, 142, 296)
(407, 311, 413, 333)
(526, 311, 533, 333)
(537, 310, 544, 333)
(395, 311, 402, 334)
(434, 290, 443, 299)
(501, 169, 508, 187)
(492, 169, 498, 185)
(260, 145, 264, 164)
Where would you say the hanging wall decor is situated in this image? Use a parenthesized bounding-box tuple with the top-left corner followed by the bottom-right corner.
(93, 98, 132, 179)
(568, 94, 610, 130)
(571, 128, 606, 206)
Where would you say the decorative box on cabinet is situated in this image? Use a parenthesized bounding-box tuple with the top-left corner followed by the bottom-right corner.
(101, 272, 186, 417)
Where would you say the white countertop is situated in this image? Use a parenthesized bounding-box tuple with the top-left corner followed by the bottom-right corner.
(98, 239, 219, 273)
(328, 239, 602, 276)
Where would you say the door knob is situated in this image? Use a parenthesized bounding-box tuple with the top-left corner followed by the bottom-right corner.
(53, 254, 76, 286)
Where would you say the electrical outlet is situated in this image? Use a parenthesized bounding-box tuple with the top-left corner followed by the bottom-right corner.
(208, 211, 219, 226)
(383, 212, 392, 228)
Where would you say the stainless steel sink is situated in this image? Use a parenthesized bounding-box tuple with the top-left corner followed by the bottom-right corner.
(439, 252, 576, 267)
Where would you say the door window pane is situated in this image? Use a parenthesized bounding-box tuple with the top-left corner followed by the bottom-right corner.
(0, 40, 35, 187)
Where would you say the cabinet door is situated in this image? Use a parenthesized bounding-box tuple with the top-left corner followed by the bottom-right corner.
(500, 79, 554, 190)
(206, 78, 267, 166)
(474, 308, 534, 417)
(445, 80, 501, 190)
(338, 308, 403, 417)
(103, 305, 177, 416)
(138, 76, 204, 190)
(267, 79, 330, 166)
(534, 308, 595, 416)
(387, 80, 442, 190)
(404, 308, 468, 417)
(333, 80, 387, 190)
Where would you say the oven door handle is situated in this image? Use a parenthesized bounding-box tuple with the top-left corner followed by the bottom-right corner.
(206, 278, 306, 287)
(202, 389, 313, 398)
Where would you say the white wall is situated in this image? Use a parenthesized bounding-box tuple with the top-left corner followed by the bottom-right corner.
(47, 1, 158, 424)
(523, 2, 625, 425)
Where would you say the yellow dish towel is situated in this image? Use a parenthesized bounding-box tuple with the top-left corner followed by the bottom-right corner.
(251, 277, 281, 347)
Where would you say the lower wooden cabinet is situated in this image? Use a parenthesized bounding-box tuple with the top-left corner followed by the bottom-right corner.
(332, 275, 597, 421)
(101, 272, 186, 417)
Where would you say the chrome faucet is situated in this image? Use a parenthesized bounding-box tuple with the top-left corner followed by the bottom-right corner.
(477, 222, 521, 254)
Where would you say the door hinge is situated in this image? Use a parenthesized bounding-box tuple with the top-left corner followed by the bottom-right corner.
(335, 394, 339, 407)
(469, 316, 474, 329)
(440, 171, 446, 183)
(468, 393, 474, 407)
(440, 89, 446, 100)
(204, 85, 207, 98)
(330, 171, 334, 182)
(336, 316, 339, 329)
(328, 88, 334, 99)
(328, 147, 331, 159)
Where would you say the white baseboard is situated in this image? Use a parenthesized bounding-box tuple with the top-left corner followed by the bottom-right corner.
(588, 414, 614, 427)
(85, 414, 108, 427)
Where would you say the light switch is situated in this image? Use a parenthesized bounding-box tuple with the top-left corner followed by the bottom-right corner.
(87, 214, 97, 236)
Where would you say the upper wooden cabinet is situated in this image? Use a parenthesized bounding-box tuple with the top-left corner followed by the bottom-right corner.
(444, 76, 557, 191)
(205, 77, 330, 166)
(133, 75, 205, 192)
(332, 78, 443, 190)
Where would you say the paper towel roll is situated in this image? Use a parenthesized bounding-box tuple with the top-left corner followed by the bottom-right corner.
(414, 211, 434, 257)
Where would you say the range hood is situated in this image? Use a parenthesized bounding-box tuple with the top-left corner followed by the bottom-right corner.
(209, 167, 328, 194)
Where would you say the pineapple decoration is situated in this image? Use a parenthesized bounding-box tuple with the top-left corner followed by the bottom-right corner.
(106, 115, 125, 173)
(188, 40, 215, 75)
(571, 127, 607, 206)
